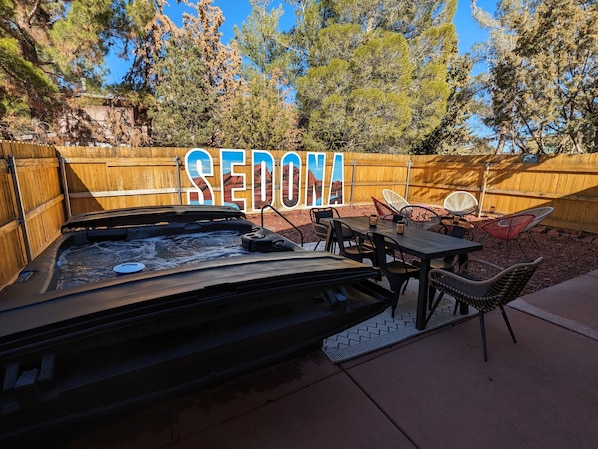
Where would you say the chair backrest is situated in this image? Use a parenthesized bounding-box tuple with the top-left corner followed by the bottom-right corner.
(331, 220, 360, 258)
(519, 206, 554, 232)
(372, 197, 396, 220)
(481, 214, 535, 241)
(369, 231, 411, 275)
(382, 189, 409, 214)
(487, 257, 543, 307)
(443, 191, 478, 216)
(399, 205, 443, 231)
(310, 207, 338, 224)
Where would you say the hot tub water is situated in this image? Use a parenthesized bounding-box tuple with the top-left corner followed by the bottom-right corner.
(56, 230, 250, 290)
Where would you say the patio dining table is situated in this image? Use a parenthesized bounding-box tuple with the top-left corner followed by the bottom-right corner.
(325, 216, 483, 330)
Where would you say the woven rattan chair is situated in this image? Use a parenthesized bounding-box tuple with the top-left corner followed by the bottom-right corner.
(368, 231, 421, 318)
(310, 207, 339, 250)
(382, 189, 409, 215)
(428, 257, 543, 360)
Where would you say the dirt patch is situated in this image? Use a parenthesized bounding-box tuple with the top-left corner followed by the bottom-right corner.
(246, 205, 598, 295)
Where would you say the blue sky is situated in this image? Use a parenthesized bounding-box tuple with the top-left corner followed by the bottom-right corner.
(107, 0, 496, 82)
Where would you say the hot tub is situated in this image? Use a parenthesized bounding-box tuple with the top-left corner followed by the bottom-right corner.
(0, 206, 388, 443)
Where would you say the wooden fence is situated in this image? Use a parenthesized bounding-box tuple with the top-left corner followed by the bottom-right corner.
(1, 141, 65, 287)
(2, 143, 598, 288)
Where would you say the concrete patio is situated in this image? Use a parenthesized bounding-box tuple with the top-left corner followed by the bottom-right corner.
(63, 268, 598, 449)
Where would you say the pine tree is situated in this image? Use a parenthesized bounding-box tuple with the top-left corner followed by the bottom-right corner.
(148, 0, 242, 147)
(224, 0, 301, 150)
(149, 37, 217, 147)
(0, 0, 129, 137)
(295, 0, 460, 153)
(475, 0, 598, 154)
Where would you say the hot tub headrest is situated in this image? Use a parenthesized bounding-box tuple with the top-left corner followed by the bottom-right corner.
(242, 230, 293, 253)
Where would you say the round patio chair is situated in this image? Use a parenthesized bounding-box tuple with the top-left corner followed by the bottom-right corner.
(399, 205, 444, 231)
(372, 197, 398, 220)
(514, 206, 554, 247)
(382, 189, 409, 215)
(480, 214, 535, 258)
(443, 191, 479, 219)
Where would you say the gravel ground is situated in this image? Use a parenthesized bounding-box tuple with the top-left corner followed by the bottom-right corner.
(246, 204, 598, 295)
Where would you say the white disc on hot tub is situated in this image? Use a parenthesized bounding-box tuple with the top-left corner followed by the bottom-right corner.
(113, 262, 145, 274)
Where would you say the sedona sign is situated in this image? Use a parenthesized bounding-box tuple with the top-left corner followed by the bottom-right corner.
(185, 148, 345, 212)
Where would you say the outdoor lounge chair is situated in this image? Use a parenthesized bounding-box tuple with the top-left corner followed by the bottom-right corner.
(428, 257, 543, 360)
(481, 214, 535, 258)
(443, 191, 479, 220)
(382, 189, 409, 215)
(372, 197, 397, 220)
(506, 206, 554, 247)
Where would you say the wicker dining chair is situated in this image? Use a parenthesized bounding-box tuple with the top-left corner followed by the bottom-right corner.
(428, 257, 543, 361)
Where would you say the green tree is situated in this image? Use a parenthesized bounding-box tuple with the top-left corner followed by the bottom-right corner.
(121, 0, 180, 92)
(412, 54, 484, 154)
(149, 37, 216, 147)
(234, 0, 288, 76)
(0, 0, 178, 141)
(296, 0, 460, 153)
(149, 0, 242, 147)
(475, 0, 598, 154)
(0, 0, 126, 136)
(221, 68, 302, 150)
(227, 0, 301, 149)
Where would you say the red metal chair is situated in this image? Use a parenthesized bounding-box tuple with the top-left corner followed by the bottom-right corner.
(505, 206, 554, 247)
(481, 214, 535, 258)
(372, 197, 397, 220)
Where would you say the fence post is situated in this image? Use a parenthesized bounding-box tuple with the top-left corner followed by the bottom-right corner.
(274, 159, 280, 209)
(405, 160, 412, 200)
(7, 155, 32, 262)
(58, 155, 72, 219)
(349, 159, 357, 206)
(175, 156, 182, 205)
(478, 162, 491, 217)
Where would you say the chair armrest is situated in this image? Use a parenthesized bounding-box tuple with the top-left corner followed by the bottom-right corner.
(429, 258, 506, 292)
(429, 268, 493, 301)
